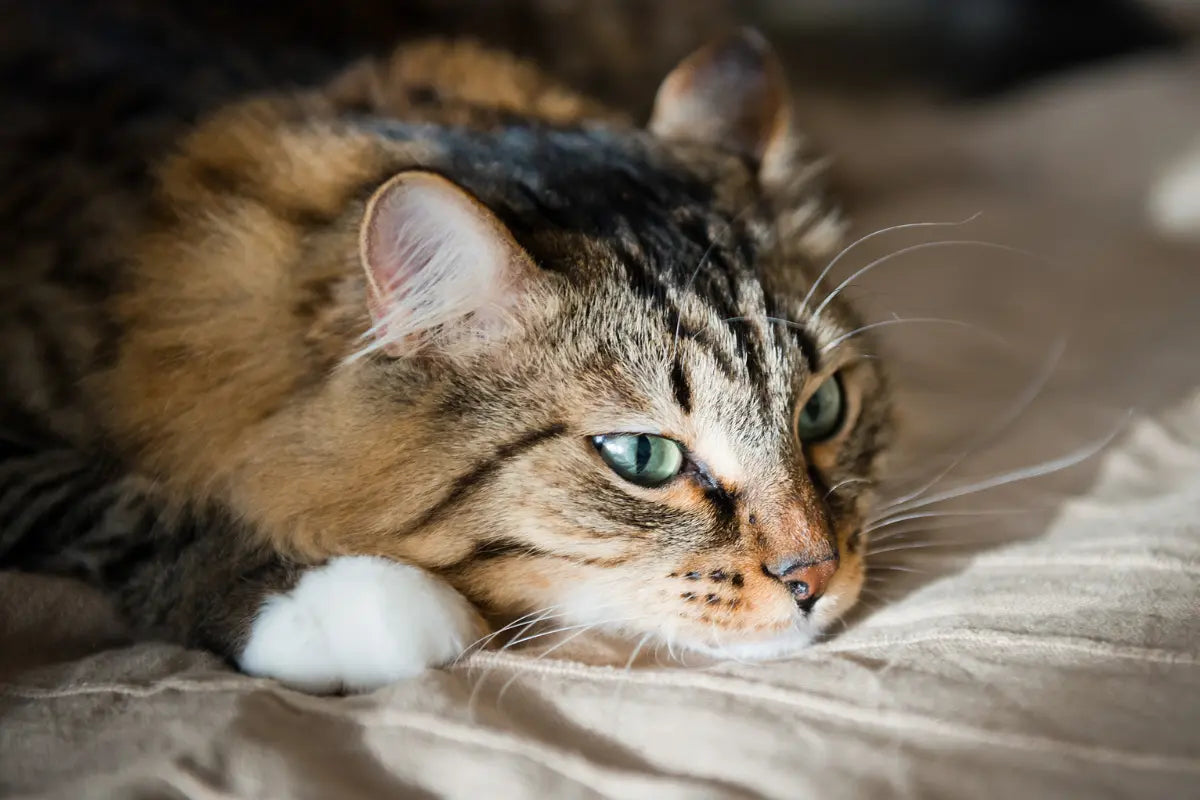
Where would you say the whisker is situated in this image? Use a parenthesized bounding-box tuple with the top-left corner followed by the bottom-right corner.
(848, 592, 891, 613)
(495, 613, 658, 706)
(820, 315, 1008, 353)
(495, 624, 601, 707)
(500, 620, 595, 652)
(799, 213, 983, 315)
(864, 507, 1032, 536)
(623, 631, 655, 672)
(826, 476, 873, 499)
(879, 414, 1131, 518)
(488, 607, 574, 655)
(867, 539, 985, 557)
(502, 609, 649, 651)
(608, 631, 658, 711)
(867, 564, 935, 574)
(457, 605, 564, 661)
(812, 238, 1053, 322)
(652, 641, 667, 668)
(872, 336, 1067, 516)
(866, 516, 1023, 546)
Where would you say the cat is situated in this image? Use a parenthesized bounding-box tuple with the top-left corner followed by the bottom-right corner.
(0, 8, 892, 691)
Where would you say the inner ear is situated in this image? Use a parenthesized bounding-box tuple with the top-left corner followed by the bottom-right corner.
(648, 27, 793, 167)
(357, 170, 535, 359)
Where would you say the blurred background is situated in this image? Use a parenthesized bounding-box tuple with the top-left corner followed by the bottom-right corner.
(55, 0, 1196, 106)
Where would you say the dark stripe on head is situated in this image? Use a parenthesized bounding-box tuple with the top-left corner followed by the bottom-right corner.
(403, 423, 567, 534)
(670, 358, 692, 413)
(667, 307, 739, 382)
(763, 295, 821, 378)
(792, 325, 821, 377)
(721, 303, 773, 417)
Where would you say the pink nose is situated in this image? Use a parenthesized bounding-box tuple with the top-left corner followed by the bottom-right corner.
(762, 555, 838, 611)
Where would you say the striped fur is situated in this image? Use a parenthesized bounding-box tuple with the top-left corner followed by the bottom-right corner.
(0, 16, 893, 662)
(0, 428, 299, 658)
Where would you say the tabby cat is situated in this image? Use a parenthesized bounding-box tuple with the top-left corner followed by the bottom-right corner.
(0, 12, 891, 691)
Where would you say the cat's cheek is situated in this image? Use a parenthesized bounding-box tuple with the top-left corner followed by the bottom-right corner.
(237, 555, 487, 693)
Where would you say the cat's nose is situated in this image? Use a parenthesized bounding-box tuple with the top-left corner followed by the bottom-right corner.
(761, 555, 838, 612)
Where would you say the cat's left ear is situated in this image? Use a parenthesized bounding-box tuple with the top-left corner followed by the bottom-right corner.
(649, 28, 797, 185)
(357, 171, 538, 360)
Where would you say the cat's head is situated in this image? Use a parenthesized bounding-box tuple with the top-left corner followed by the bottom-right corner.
(121, 31, 892, 659)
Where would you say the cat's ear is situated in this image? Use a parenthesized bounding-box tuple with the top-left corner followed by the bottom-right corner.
(357, 171, 536, 359)
(649, 28, 796, 182)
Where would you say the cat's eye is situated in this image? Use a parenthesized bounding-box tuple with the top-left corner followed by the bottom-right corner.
(593, 433, 685, 487)
(795, 374, 846, 443)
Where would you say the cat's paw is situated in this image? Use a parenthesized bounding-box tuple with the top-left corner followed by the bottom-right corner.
(237, 555, 486, 693)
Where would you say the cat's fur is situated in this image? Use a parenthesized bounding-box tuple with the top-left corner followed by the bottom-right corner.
(0, 8, 892, 687)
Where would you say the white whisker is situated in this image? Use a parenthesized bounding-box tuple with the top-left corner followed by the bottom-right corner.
(495, 625, 600, 707)
(866, 515, 1029, 546)
(812, 238, 1052, 322)
(502, 609, 650, 651)
(864, 508, 1031, 536)
(880, 414, 1131, 518)
(623, 631, 655, 672)
(867, 564, 934, 574)
(868, 539, 985, 557)
(820, 315, 1006, 353)
(826, 477, 873, 499)
(872, 336, 1067, 516)
(457, 605, 564, 661)
(799, 213, 983, 314)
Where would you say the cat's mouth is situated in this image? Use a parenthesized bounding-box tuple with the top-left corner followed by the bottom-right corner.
(489, 550, 865, 664)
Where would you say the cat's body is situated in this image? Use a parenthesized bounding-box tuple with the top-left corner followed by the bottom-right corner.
(1, 6, 891, 691)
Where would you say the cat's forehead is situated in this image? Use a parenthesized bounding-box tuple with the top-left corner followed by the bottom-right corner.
(385, 123, 769, 274)
(422, 124, 866, 463)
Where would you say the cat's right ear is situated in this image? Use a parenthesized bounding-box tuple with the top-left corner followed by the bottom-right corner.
(357, 171, 537, 360)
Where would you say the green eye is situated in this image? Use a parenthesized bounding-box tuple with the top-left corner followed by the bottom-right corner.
(795, 374, 845, 443)
(593, 433, 685, 487)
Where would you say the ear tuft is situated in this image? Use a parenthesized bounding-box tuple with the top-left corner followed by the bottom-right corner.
(649, 27, 792, 165)
(357, 171, 534, 360)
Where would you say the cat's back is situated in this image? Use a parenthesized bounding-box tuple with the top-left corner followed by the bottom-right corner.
(0, 3, 608, 443)
(0, 2, 295, 439)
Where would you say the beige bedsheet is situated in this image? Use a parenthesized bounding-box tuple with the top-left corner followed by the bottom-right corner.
(2, 52, 1199, 800)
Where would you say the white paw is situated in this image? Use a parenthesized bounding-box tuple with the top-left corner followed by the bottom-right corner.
(238, 555, 486, 693)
